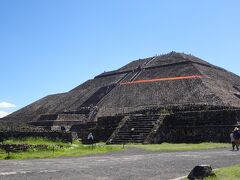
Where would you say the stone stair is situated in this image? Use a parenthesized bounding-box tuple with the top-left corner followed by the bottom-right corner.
(107, 114, 162, 144)
(129, 70, 141, 81)
(81, 84, 116, 107)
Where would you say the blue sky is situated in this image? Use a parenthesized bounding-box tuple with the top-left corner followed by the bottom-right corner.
(0, 0, 240, 117)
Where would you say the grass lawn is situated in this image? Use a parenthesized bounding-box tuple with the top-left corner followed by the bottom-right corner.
(126, 142, 230, 152)
(204, 164, 240, 180)
(0, 137, 122, 160)
(0, 138, 231, 160)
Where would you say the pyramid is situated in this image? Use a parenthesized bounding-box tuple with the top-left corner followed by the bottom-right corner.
(1, 52, 240, 143)
(3, 52, 240, 123)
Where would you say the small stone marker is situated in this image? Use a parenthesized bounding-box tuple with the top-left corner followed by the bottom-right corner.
(187, 165, 216, 180)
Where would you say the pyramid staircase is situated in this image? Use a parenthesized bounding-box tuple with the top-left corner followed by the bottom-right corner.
(107, 114, 165, 144)
(80, 84, 116, 108)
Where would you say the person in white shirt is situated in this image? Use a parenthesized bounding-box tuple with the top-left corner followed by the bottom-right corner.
(87, 132, 94, 144)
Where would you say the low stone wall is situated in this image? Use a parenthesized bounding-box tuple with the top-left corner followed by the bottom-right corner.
(0, 131, 72, 142)
(155, 109, 240, 143)
(30, 113, 87, 131)
(156, 125, 237, 143)
(131, 105, 238, 116)
(0, 144, 49, 153)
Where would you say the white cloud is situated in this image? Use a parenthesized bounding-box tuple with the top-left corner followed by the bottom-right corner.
(0, 102, 16, 109)
(0, 111, 9, 118)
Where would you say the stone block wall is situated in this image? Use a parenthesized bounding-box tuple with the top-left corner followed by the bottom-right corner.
(90, 116, 124, 143)
(155, 109, 240, 143)
(73, 116, 124, 144)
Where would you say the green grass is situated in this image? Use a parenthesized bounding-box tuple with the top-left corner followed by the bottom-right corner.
(0, 138, 122, 160)
(126, 142, 229, 152)
(204, 164, 240, 180)
(0, 138, 231, 160)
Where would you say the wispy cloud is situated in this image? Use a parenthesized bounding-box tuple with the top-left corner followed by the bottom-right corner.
(0, 111, 9, 118)
(0, 102, 16, 109)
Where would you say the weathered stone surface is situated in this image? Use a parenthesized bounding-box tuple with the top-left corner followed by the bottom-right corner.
(2, 52, 240, 125)
(155, 109, 240, 143)
(187, 165, 215, 180)
(1, 52, 240, 143)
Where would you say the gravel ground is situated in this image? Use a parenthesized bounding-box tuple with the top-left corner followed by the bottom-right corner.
(0, 148, 239, 180)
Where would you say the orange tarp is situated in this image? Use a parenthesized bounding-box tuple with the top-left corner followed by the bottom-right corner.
(120, 75, 204, 85)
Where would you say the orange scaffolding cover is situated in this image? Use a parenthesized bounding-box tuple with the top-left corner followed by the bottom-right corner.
(120, 75, 204, 85)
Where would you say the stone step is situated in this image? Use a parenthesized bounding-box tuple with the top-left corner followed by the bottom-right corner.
(117, 132, 149, 134)
(114, 136, 145, 139)
(116, 136, 147, 139)
(113, 138, 144, 140)
(120, 127, 154, 130)
(116, 134, 147, 137)
(132, 115, 160, 117)
(119, 131, 152, 134)
(130, 116, 159, 118)
(127, 121, 156, 124)
(123, 126, 154, 129)
(131, 116, 158, 118)
(110, 140, 143, 144)
(113, 140, 144, 143)
(113, 138, 144, 141)
(128, 119, 157, 121)
(125, 121, 156, 126)
(125, 126, 154, 128)
(126, 121, 156, 124)
(124, 124, 154, 126)
(108, 114, 161, 144)
(124, 121, 156, 124)
(115, 135, 148, 138)
(118, 132, 148, 134)
(131, 116, 159, 118)
(111, 139, 142, 141)
(129, 118, 158, 121)
(114, 134, 145, 137)
(112, 137, 145, 140)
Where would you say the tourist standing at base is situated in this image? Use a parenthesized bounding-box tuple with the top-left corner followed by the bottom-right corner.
(231, 127, 240, 151)
(230, 131, 237, 150)
(87, 132, 94, 144)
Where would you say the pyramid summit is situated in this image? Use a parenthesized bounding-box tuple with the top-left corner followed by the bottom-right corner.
(2, 52, 240, 143)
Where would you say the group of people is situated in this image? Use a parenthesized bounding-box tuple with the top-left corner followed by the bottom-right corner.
(230, 127, 240, 151)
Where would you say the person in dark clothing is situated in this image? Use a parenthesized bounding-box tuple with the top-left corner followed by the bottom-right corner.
(230, 131, 237, 150)
(232, 127, 240, 150)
